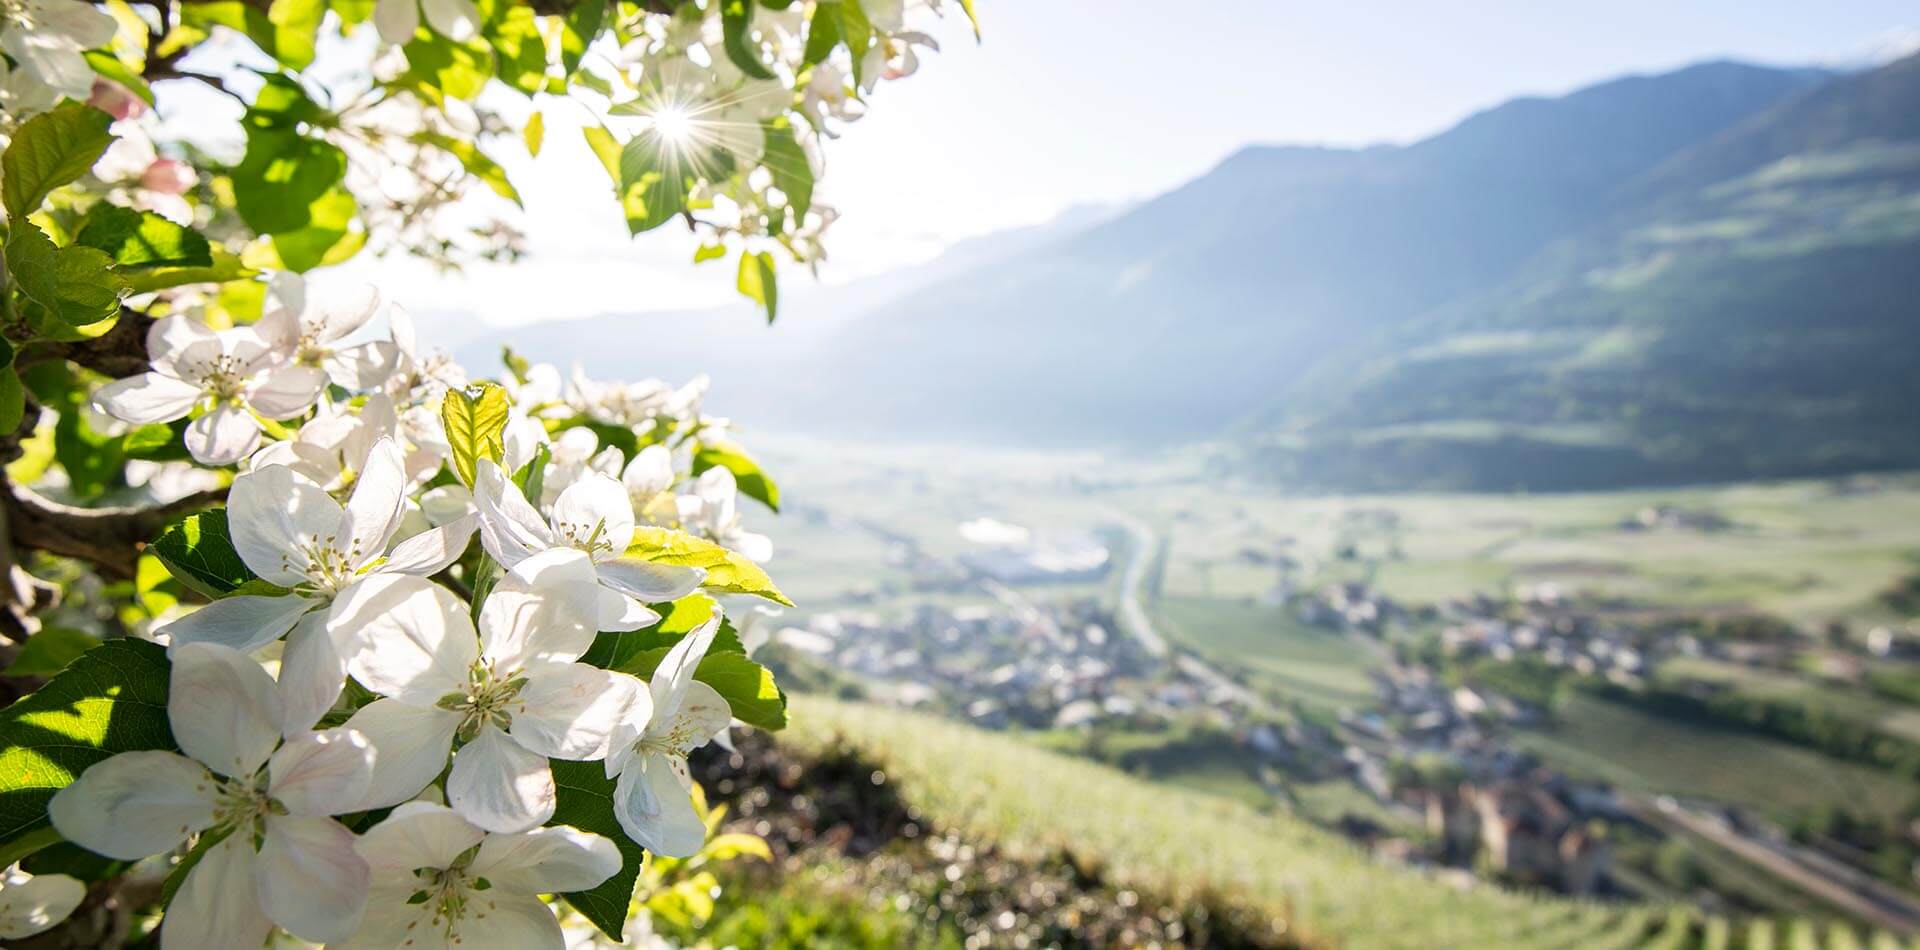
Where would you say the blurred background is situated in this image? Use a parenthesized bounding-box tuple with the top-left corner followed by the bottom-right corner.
(395, 3, 1920, 946)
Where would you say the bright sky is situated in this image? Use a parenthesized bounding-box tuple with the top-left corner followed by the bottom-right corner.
(245, 2, 1920, 326)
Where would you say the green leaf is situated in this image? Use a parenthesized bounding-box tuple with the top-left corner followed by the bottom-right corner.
(581, 594, 746, 671)
(550, 761, 645, 940)
(232, 91, 347, 236)
(692, 440, 780, 512)
(74, 205, 214, 269)
(557, 0, 606, 74)
(0, 371, 21, 435)
(181, 0, 324, 68)
(624, 527, 791, 606)
(2, 102, 114, 218)
(481, 2, 547, 95)
(149, 509, 261, 599)
(3, 627, 101, 677)
(693, 243, 728, 264)
(581, 125, 621, 182)
(501, 344, 531, 383)
(51, 381, 122, 494)
(956, 0, 981, 39)
(440, 382, 511, 487)
(720, 0, 774, 80)
(801, 2, 840, 66)
(263, 187, 364, 272)
(5, 221, 127, 327)
(691, 653, 787, 730)
(0, 337, 14, 371)
(401, 29, 496, 102)
(735, 250, 777, 323)
(616, 132, 694, 234)
(417, 132, 521, 206)
(122, 251, 256, 294)
(760, 118, 812, 220)
(839, 0, 873, 82)
(523, 111, 545, 157)
(82, 51, 155, 105)
(0, 639, 174, 853)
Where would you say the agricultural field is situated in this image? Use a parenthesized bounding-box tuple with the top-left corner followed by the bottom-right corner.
(1513, 694, 1920, 826)
(1153, 596, 1380, 714)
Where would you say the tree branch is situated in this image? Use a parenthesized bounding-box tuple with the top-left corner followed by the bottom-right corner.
(15, 310, 155, 379)
(2, 485, 226, 580)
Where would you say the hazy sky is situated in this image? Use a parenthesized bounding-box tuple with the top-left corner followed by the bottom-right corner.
(329, 1, 1919, 326)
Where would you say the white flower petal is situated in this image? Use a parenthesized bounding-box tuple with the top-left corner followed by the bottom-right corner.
(550, 473, 634, 560)
(91, 372, 201, 424)
(258, 815, 370, 943)
(649, 615, 720, 723)
(340, 437, 408, 570)
(446, 725, 555, 834)
(185, 406, 262, 466)
(169, 642, 286, 776)
(268, 727, 374, 816)
(314, 283, 382, 341)
(0, 868, 84, 939)
(278, 609, 346, 736)
(145, 315, 217, 377)
(470, 825, 622, 895)
(603, 687, 655, 780)
(473, 459, 553, 569)
(613, 751, 707, 857)
(247, 363, 327, 419)
(160, 834, 274, 950)
(477, 548, 600, 671)
(325, 341, 401, 391)
(340, 700, 462, 811)
(228, 463, 345, 585)
(332, 574, 478, 704)
(510, 662, 639, 761)
(421, 0, 480, 41)
(158, 593, 316, 655)
(621, 444, 674, 497)
(48, 751, 216, 860)
(597, 558, 704, 603)
(380, 512, 476, 576)
(596, 586, 663, 632)
(371, 0, 419, 45)
(355, 801, 484, 876)
(662, 679, 732, 752)
(420, 484, 474, 526)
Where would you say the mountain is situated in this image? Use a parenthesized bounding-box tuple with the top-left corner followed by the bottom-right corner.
(770, 60, 1837, 444)
(1243, 53, 1920, 489)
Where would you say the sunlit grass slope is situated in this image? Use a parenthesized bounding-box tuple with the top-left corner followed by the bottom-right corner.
(782, 696, 1641, 948)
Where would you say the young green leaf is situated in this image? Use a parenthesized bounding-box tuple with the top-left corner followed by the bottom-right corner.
(720, 0, 775, 80)
(580, 593, 747, 671)
(760, 118, 812, 220)
(623, 527, 792, 606)
(0, 639, 174, 854)
(2, 627, 101, 677)
(523, 111, 545, 157)
(440, 382, 511, 487)
(736, 250, 777, 323)
(4, 221, 127, 327)
(692, 440, 781, 512)
(2, 102, 115, 218)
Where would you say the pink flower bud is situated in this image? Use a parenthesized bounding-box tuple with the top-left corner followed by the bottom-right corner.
(140, 158, 197, 196)
(88, 79, 147, 122)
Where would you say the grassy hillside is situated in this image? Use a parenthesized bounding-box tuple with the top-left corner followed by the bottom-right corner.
(781, 695, 1646, 948)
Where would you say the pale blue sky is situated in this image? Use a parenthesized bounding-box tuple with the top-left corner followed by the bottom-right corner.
(346, 1, 1920, 325)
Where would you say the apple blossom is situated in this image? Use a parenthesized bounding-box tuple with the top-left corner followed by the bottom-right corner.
(0, 0, 114, 104)
(254, 274, 401, 391)
(159, 439, 477, 733)
(605, 615, 730, 857)
(342, 802, 620, 949)
(474, 459, 705, 631)
(330, 549, 641, 831)
(91, 315, 326, 465)
(49, 643, 375, 945)
(678, 467, 773, 563)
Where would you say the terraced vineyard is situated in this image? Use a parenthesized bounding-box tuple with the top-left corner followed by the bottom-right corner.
(771, 696, 1917, 948)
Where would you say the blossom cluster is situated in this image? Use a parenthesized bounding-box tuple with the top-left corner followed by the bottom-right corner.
(46, 276, 777, 947)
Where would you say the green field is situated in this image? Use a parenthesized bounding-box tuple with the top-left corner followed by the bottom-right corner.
(1661, 656, 1920, 743)
(1515, 695, 1920, 825)
(1155, 595, 1380, 713)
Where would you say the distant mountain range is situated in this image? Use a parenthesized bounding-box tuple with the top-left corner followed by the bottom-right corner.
(489, 53, 1920, 491)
